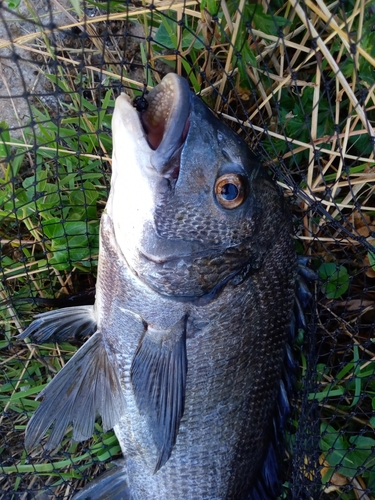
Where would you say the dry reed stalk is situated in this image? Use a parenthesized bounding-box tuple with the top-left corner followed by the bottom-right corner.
(290, 0, 374, 138)
(0, 0, 199, 51)
(215, 0, 246, 111)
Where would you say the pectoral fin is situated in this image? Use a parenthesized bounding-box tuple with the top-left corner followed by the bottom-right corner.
(18, 305, 96, 343)
(72, 461, 130, 500)
(131, 317, 187, 472)
(25, 331, 125, 451)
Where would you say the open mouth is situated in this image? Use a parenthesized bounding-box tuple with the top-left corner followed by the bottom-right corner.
(137, 74, 192, 177)
(109, 74, 198, 264)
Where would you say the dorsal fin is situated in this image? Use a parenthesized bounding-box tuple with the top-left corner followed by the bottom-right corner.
(249, 257, 316, 499)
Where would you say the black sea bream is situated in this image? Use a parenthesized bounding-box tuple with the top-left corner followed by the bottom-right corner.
(20, 74, 297, 499)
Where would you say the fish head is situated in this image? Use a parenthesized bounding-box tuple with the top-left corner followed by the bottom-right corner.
(108, 73, 291, 298)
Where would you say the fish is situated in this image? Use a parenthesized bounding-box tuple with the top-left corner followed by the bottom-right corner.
(19, 73, 298, 499)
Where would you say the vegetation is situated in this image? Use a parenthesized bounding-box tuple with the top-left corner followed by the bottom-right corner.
(0, 0, 374, 498)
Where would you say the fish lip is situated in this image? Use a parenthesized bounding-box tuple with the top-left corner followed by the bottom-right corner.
(138, 235, 209, 265)
(137, 233, 226, 265)
(139, 74, 191, 177)
(138, 247, 205, 265)
(135, 220, 218, 266)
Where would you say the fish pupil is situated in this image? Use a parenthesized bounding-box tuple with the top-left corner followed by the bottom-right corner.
(220, 183, 238, 200)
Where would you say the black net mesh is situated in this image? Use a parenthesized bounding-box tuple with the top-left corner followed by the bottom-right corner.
(0, 0, 374, 499)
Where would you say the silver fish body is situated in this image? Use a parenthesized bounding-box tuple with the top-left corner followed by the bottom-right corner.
(20, 74, 297, 499)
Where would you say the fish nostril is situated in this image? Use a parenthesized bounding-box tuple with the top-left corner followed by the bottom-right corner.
(221, 149, 230, 160)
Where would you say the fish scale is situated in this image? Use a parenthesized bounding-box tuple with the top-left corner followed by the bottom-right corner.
(19, 73, 297, 499)
(98, 216, 295, 498)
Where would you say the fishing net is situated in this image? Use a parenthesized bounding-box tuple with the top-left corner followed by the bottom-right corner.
(0, 0, 374, 498)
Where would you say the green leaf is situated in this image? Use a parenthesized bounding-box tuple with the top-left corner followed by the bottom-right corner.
(154, 16, 204, 51)
(10, 385, 47, 401)
(350, 345, 361, 407)
(48, 250, 70, 270)
(82, 180, 100, 205)
(68, 190, 89, 220)
(67, 234, 90, 249)
(0, 121, 10, 157)
(42, 217, 65, 239)
(369, 251, 375, 271)
(349, 435, 375, 450)
(320, 424, 375, 479)
(7, 151, 26, 181)
(308, 386, 345, 401)
(318, 262, 349, 299)
(51, 237, 69, 250)
(320, 424, 355, 479)
(68, 247, 90, 262)
(5, 0, 21, 8)
(252, 11, 291, 35)
(37, 191, 60, 212)
(58, 173, 77, 187)
(200, 0, 218, 15)
(336, 361, 354, 380)
(241, 4, 291, 36)
(68, 0, 82, 16)
(65, 221, 90, 236)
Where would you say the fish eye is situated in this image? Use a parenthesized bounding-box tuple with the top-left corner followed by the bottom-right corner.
(214, 174, 246, 209)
